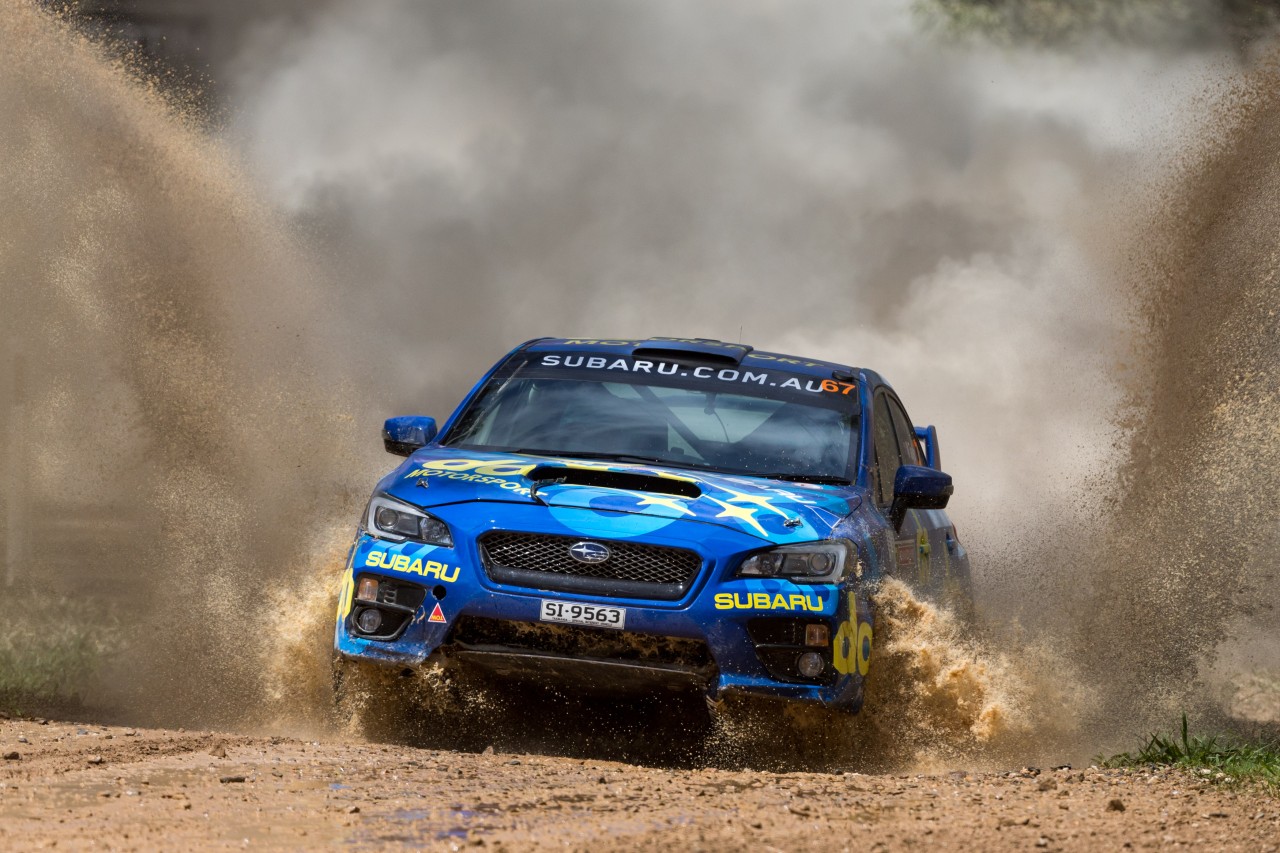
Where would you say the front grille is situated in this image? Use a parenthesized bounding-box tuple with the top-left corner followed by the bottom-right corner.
(478, 531, 701, 600)
(482, 532, 698, 584)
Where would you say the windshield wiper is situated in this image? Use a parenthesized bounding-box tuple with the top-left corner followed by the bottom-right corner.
(500, 448, 851, 484)
(509, 449, 715, 472)
(753, 473, 853, 486)
(528, 475, 565, 505)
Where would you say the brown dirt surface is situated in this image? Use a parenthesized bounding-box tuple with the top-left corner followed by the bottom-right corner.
(1, 718, 1277, 851)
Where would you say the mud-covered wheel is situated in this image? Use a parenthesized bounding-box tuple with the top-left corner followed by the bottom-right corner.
(702, 693, 861, 771)
(331, 656, 424, 742)
(331, 656, 493, 748)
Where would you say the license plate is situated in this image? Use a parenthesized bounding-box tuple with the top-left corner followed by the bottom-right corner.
(539, 599, 626, 630)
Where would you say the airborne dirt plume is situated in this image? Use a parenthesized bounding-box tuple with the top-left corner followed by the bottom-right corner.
(0, 0, 376, 728)
(1072, 55, 1280, 736)
(0, 0, 1278, 780)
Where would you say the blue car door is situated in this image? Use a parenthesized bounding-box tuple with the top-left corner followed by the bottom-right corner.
(871, 389, 953, 600)
(881, 390, 970, 611)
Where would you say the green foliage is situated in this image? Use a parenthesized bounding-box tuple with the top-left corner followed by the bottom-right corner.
(915, 0, 1280, 48)
(0, 596, 119, 712)
(1104, 714, 1280, 789)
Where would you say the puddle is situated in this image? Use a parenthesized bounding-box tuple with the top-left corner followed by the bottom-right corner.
(383, 806, 492, 842)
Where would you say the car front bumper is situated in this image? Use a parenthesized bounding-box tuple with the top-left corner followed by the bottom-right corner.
(333, 504, 870, 711)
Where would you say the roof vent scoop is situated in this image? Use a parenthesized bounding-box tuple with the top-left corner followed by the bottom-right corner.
(630, 338, 753, 366)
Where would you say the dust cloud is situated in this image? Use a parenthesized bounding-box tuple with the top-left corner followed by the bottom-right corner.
(226, 0, 1226, 549)
(227, 0, 1269, 754)
(2, 0, 1278, 766)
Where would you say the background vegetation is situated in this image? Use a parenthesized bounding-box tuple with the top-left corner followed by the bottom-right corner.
(917, 0, 1280, 48)
(1105, 716, 1280, 789)
(0, 596, 120, 714)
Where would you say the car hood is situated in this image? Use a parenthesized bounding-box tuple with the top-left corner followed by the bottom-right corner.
(382, 448, 859, 544)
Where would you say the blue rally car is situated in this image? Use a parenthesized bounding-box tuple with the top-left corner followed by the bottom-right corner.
(333, 337, 969, 720)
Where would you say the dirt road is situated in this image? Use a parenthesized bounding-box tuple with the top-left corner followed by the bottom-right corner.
(1, 718, 1277, 851)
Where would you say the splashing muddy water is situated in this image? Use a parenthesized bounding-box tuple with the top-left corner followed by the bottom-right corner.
(858, 579, 1090, 769)
(0, 0, 375, 726)
(1, 0, 1279, 768)
(698, 578, 1088, 772)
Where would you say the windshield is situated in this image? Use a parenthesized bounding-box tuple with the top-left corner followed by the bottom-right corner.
(444, 353, 860, 484)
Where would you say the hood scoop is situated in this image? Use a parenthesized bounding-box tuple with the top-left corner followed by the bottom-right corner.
(527, 465, 701, 499)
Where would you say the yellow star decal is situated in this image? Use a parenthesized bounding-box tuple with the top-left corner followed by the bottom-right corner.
(706, 497, 767, 536)
(773, 488, 819, 505)
(715, 484, 792, 518)
(635, 495, 693, 515)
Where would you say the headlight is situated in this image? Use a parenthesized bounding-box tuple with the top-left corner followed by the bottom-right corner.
(364, 493, 453, 547)
(735, 539, 853, 583)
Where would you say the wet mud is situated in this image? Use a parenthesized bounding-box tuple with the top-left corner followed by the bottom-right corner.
(2, 717, 1278, 851)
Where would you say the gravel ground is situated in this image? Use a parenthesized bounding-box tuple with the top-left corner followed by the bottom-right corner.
(1, 718, 1278, 851)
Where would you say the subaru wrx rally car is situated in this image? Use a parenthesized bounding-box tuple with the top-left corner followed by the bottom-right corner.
(334, 337, 969, 717)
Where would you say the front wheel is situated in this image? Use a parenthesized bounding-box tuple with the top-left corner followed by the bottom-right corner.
(701, 693, 863, 771)
(331, 656, 495, 748)
(331, 656, 429, 743)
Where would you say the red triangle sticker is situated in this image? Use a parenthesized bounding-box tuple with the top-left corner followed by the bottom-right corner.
(428, 602, 447, 623)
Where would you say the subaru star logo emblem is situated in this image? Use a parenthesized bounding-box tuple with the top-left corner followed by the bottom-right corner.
(569, 541, 611, 564)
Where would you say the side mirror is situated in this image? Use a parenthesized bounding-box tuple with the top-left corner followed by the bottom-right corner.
(383, 416, 437, 457)
(890, 464, 953, 532)
(913, 424, 941, 469)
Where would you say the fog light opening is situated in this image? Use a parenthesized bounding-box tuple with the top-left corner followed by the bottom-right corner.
(432, 585, 447, 600)
(355, 608, 384, 634)
(804, 624, 829, 647)
(797, 651, 825, 678)
(356, 577, 379, 602)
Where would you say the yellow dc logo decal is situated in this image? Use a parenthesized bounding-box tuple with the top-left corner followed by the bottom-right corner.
(336, 570, 355, 619)
(832, 595, 873, 676)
